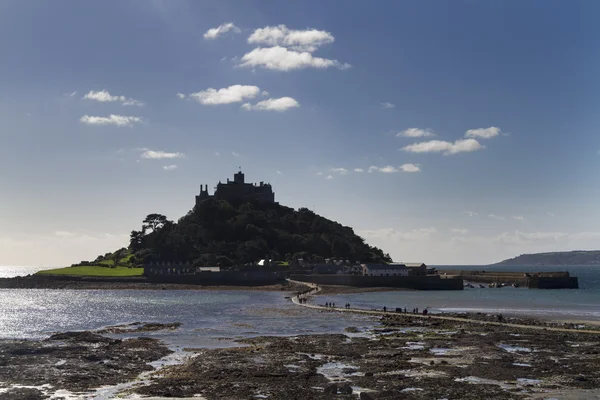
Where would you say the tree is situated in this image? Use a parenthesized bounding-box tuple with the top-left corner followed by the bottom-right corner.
(129, 230, 144, 251)
(143, 214, 168, 232)
(112, 248, 127, 267)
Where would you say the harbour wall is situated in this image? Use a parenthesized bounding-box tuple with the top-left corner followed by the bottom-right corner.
(289, 274, 464, 290)
(443, 270, 579, 289)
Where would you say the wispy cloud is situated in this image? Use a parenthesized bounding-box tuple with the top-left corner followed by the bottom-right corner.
(451, 228, 468, 234)
(331, 167, 348, 175)
(214, 151, 221, 157)
(203, 22, 241, 40)
(360, 227, 437, 241)
(79, 115, 142, 127)
(547, 212, 555, 217)
(232, 152, 240, 157)
(325, 175, 334, 180)
(464, 211, 479, 217)
(381, 102, 395, 109)
(189, 85, 260, 105)
(488, 214, 506, 220)
(397, 128, 435, 138)
(512, 216, 525, 221)
(402, 138, 483, 155)
(242, 97, 299, 112)
(276, 170, 283, 175)
(163, 165, 178, 171)
(64, 91, 77, 97)
(316, 172, 324, 176)
(465, 126, 501, 139)
(366, 164, 420, 173)
(83, 90, 144, 107)
(176, 93, 186, 99)
(354, 168, 364, 173)
(400, 163, 421, 172)
(140, 150, 185, 159)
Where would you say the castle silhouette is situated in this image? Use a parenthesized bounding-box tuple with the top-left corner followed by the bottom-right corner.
(196, 170, 275, 206)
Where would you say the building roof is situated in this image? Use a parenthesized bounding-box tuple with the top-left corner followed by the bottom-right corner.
(362, 263, 407, 270)
(404, 263, 426, 268)
(198, 267, 220, 272)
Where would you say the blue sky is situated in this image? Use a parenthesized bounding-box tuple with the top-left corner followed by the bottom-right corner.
(1, 0, 600, 266)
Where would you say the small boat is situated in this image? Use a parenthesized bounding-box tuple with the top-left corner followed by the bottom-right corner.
(512, 282, 520, 288)
(479, 284, 485, 288)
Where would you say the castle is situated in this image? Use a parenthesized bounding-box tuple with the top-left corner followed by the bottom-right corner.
(196, 170, 275, 206)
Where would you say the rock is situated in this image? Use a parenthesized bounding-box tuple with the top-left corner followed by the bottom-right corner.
(360, 393, 375, 400)
(365, 371, 374, 377)
(324, 384, 338, 394)
(0, 387, 48, 400)
(338, 384, 353, 394)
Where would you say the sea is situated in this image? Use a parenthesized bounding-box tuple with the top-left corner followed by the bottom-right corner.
(1, 265, 600, 343)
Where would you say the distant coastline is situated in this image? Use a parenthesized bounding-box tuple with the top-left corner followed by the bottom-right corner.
(493, 250, 600, 266)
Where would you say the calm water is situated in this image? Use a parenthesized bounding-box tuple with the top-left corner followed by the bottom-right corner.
(0, 289, 374, 344)
(0, 265, 45, 278)
(317, 265, 600, 322)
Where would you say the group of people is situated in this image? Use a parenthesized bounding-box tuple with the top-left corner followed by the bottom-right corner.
(385, 306, 428, 315)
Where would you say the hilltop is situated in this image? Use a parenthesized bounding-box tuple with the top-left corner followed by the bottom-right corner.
(494, 250, 600, 266)
(128, 198, 391, 266)
(52, 197, 391, 274)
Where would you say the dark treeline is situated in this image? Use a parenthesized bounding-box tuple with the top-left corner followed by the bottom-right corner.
(128, 198, 391, 267)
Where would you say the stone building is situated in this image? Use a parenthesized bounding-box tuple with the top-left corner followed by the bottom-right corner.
(196, 170, 275, 207)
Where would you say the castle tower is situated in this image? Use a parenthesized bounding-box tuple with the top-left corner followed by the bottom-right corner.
(234, 170, 245, 184)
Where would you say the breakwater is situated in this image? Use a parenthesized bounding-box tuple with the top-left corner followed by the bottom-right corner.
(289, 274, 463, 290)
(443, 270, 579, 289)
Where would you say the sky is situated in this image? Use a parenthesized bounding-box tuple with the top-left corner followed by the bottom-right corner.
(1, 0, 600, 267)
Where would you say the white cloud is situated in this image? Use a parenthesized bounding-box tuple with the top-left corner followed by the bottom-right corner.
(189, 85, 260, 105)
(464, 211, 479, 217)
(488, 214, 506, 220)
(451, 228, 468, 234)
(397, 128, 435, 138)
(325, 175, 334, 180)
(203, 22, 241, 40)
(140, 150, 185, 160)
(232, 152, 240, 157)
(400, 163, 421, 173)
(360, 227, 437, 242)
(248, 25, 334, 52)
(354, 168, 364, 173)
(83, 90, 144, 107)
(176, 93, 186, 99)
(331, 167, 348, 175)
(79, 114, 142, 127)
(163, 165, 178, 171)
(512, 216, 525, 221)
(64, 91, 77, 97)
(242, 97, 299, 112)
(316, 172, 323, 176)
(401, 138, 483, 155)
(239, 46, 350, 71)
(381, 102, 395, 109)
(465, 126, 501, 139)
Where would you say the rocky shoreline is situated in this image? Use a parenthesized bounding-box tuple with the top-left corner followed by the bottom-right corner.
(2, 312, 600, 399)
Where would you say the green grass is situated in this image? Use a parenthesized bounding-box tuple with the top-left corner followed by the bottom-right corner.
(36, 265, 144, 277)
